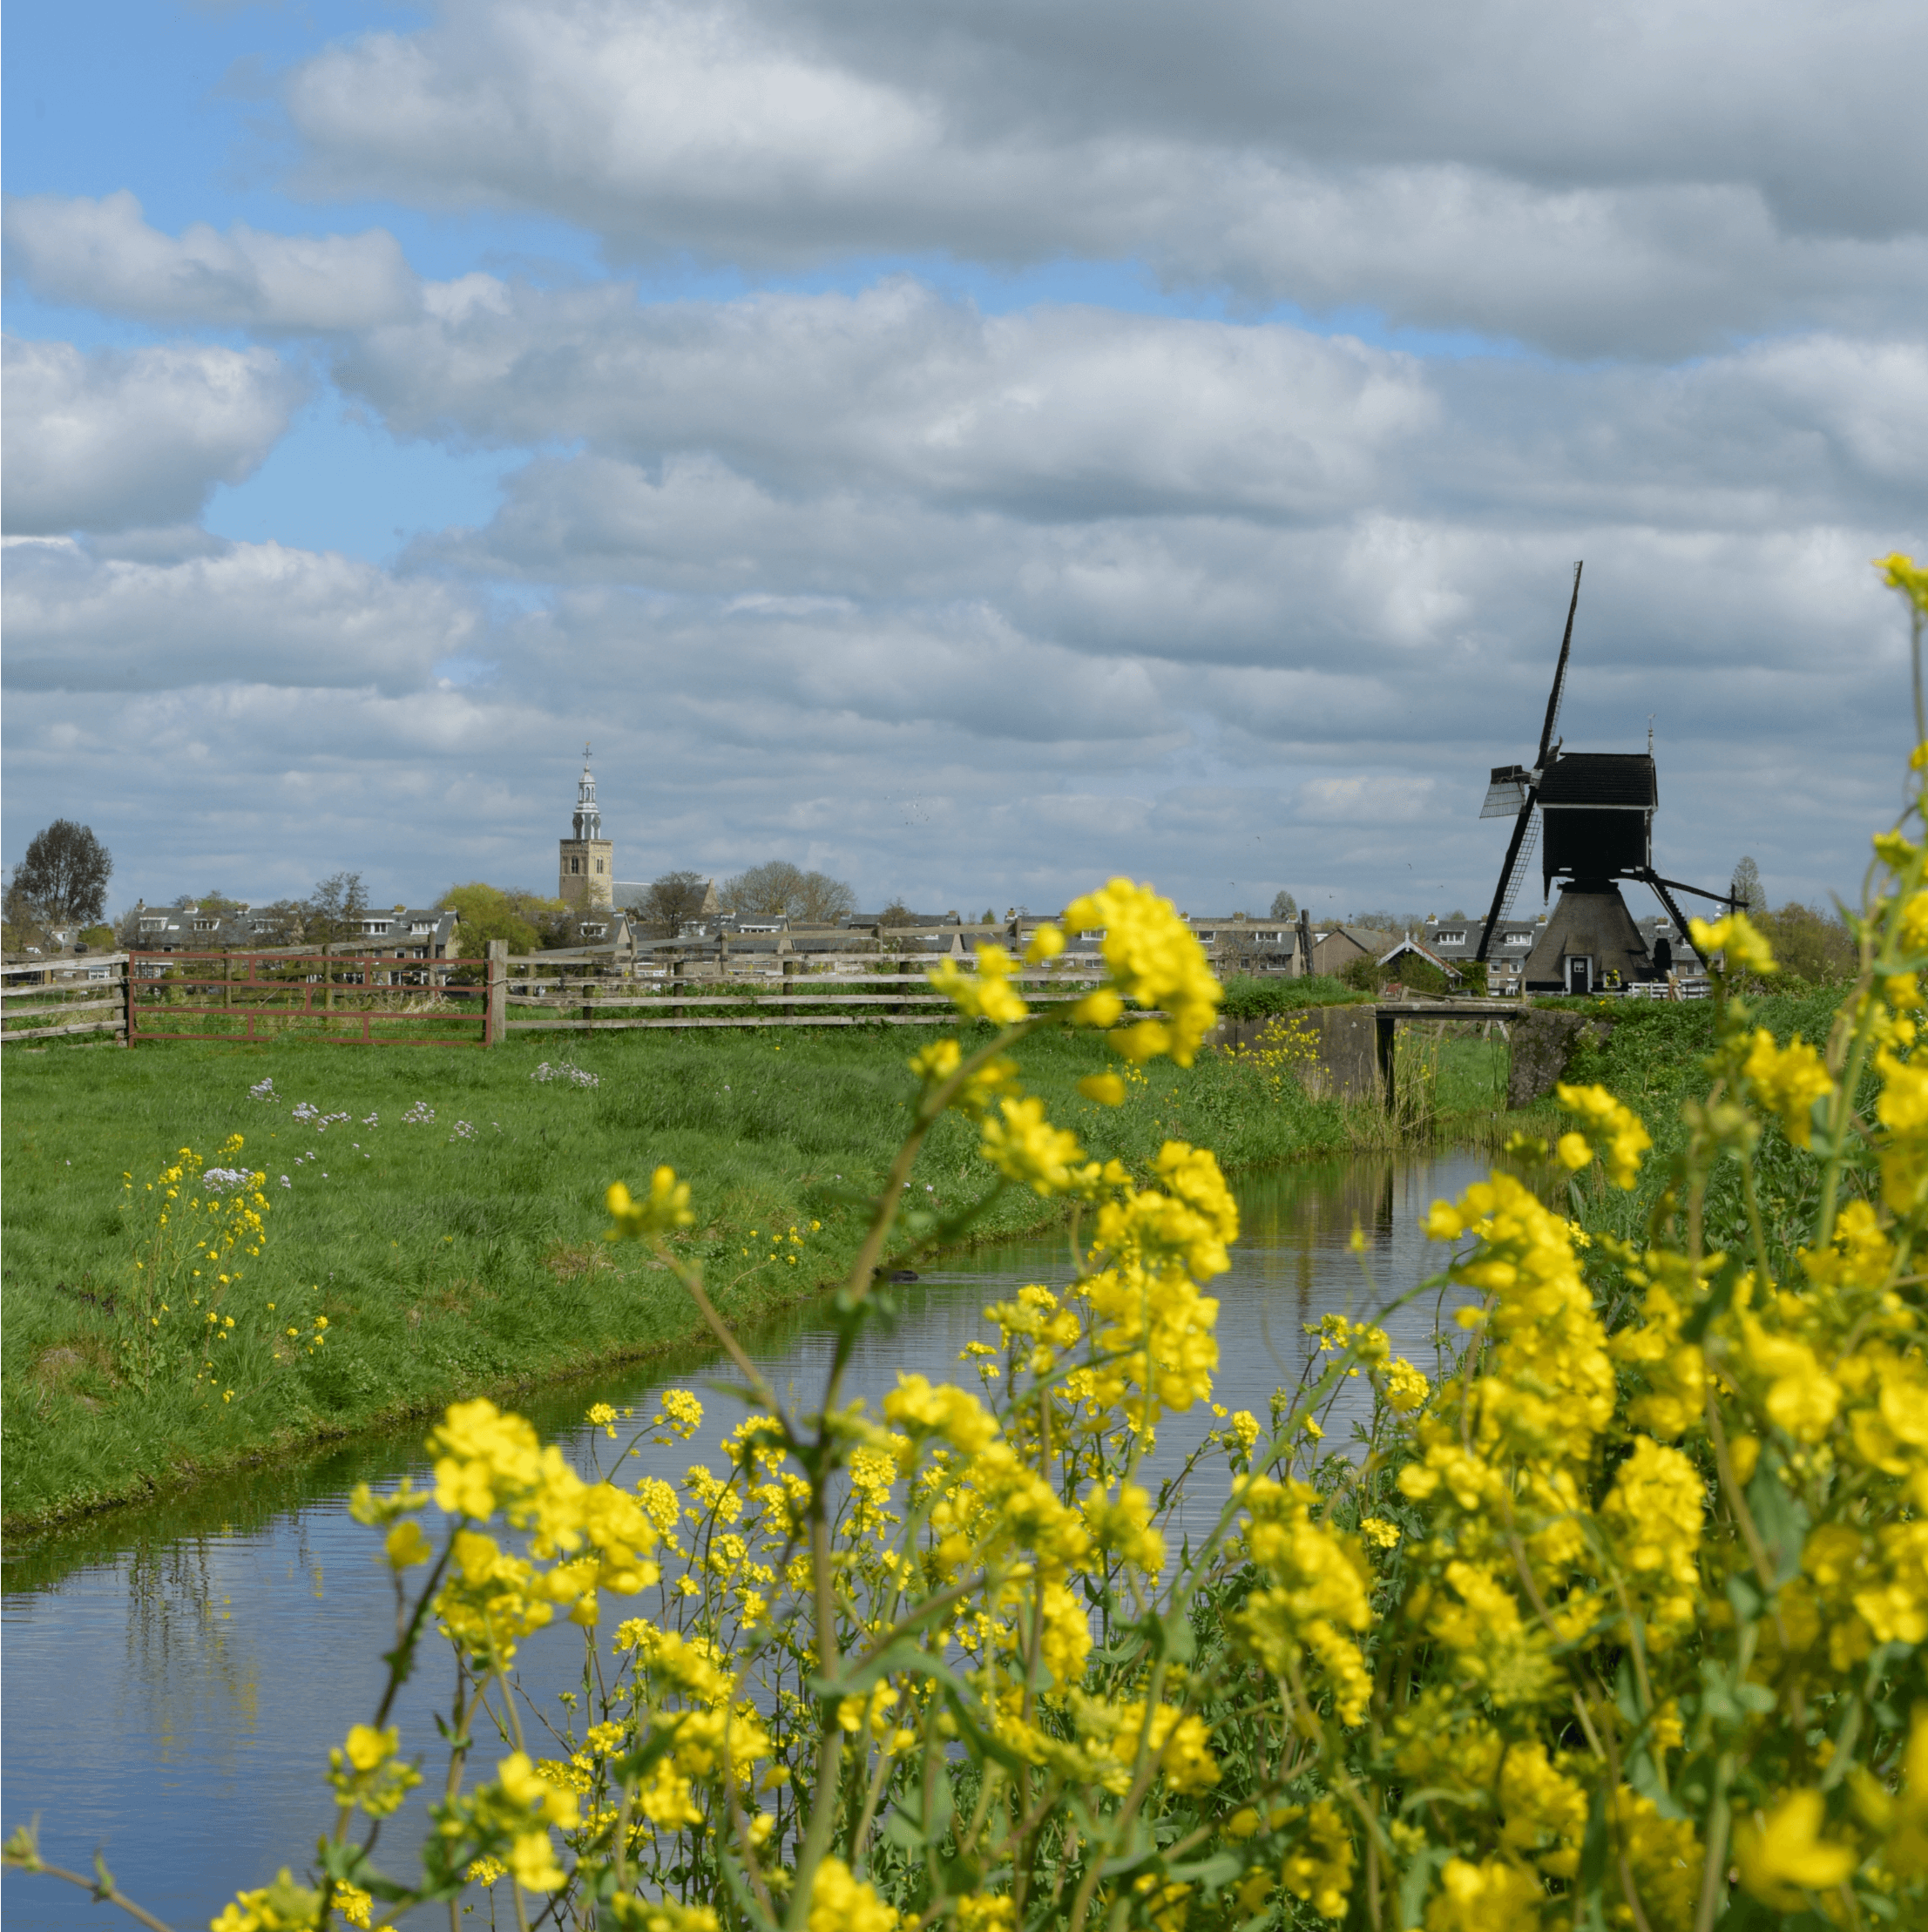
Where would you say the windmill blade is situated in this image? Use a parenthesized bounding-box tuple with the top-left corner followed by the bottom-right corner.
(1535, 561, 1584, 767)
(1475, 797, 1536, 962)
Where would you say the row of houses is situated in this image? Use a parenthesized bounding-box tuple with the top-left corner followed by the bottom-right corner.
(21, 890, 1702, 998)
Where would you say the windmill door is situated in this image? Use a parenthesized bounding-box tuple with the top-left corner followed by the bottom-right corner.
(1566, 956, 1593, 996)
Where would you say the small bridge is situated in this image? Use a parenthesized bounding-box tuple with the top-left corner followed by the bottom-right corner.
(1214, 999, 1600, 1109)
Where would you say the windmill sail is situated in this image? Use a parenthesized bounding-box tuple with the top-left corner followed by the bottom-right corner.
(1475, 562, 1583, 963)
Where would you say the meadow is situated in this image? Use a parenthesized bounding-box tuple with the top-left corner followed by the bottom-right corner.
(2, 1018, 1515, 1534)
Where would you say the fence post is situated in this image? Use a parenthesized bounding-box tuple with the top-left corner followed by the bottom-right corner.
(486, 939, 507, 1045)
(120, 956, 133, 1046)
(782, 955, 796, 1018)
(897, 953, 913, 1017)
(671, 954, 685, 1021)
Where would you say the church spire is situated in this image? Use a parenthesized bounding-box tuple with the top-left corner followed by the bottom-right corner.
(572, 742, 602, 841)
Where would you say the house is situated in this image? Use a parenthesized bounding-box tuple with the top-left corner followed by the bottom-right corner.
(131, 902, 461, 960)
(1377, 934, 1467, 989)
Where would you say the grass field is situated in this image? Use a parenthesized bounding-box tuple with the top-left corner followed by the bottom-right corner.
(5, 1019, 1528, 1532)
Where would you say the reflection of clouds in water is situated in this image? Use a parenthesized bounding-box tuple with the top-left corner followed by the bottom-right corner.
(1, 1152, 1503, 1929)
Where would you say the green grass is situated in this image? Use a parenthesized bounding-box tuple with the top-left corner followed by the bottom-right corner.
(5, 1021, 1443, 1533)
(1217, 973, 1373, 1017)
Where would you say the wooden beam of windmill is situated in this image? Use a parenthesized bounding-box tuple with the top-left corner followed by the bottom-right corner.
(1475, 561, 1583, 964)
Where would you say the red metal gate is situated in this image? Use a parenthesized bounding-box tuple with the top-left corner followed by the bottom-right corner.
(127, 949, 492, 1046)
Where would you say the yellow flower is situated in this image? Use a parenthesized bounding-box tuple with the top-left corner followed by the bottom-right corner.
(211, 1870, 323, 1931)
(1689, 910, 1777, 976)
(385, 1520, 432, 1570)
(1733, 1788, 1857, 1908)
(930, 946, 1028, 1026)
(1554, 1084, 1653, 1188)
(607, 1167, 695, 1240)
(1059, 879, 1222, 1064)
(1743, 1029, 1835, 1146)
(1876, 551, 1928, 618)
(808, 1855, 899, 1932)
(1078, 1072, 1126, 1106)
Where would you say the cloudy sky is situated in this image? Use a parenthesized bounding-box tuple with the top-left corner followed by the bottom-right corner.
(5, 0, 1924, 923)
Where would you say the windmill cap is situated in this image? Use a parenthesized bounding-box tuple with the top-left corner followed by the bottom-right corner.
(1535, 753, 1657, 807)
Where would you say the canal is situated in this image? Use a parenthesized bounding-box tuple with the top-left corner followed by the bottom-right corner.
(1, 1149, 1494, 1929)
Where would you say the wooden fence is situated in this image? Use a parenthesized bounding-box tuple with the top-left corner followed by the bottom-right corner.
(0, 931, 1112, 1047)
(485, 938, 1112, 1040)
(1, 954, 131, 1044)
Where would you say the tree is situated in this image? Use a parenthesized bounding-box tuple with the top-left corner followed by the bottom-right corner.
(795, 870, 856, 924)
(3, 879, 46, 951)
(721, 861, 856, 924)
(640, 871, 709, 936)
(1731, 855, 1763, 915)
(878, 901, 917, 929)
(440, 882, 544, 956)
(248, 900, 312, 947)
(10, 820, 112, 926)
(305, 872, 369, 944)
(1270, 889, 1298, 919)
(1755, 901, 1857, 983)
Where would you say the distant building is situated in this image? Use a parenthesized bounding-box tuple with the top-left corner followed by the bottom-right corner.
(558, 746, 614, 910)
(131, 902, 459, 958)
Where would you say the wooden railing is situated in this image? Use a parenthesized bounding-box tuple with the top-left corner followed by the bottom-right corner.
(486, 941, 1113, 1038)
(1, 954, 130, 1044)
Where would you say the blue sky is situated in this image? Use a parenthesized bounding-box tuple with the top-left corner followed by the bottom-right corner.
(5, 0, 1925, 918)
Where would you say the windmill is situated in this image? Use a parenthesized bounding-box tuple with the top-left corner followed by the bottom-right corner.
(1474, 564, 1738, 994)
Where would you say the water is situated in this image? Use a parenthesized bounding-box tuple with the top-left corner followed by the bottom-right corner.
(1, 1151, 1496, 1929)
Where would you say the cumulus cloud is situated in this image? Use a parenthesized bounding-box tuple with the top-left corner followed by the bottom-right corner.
(3, 191, 421, 331)
(2, 335, 303, 534)
(0, 536, 481, 693)
(335, 280, 1436, 515)
(281, 0, 1928, 354)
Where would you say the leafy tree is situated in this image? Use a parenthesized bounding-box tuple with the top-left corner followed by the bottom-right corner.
(437, 883, 569, 956)
(3, 880, 46, 952)
(1731, 855, 1763, 914)
(1387, 950, 1452, 995)
(639, 871, 710, 936)
(878, 901, 917, 929)
(305, 872, 369, 944)
(982, 908, 997, 925)
(1269, 889, 1298, 919)
(1341, 954, 1388, 993)
(10, 819, 112, 926)
(1755, 900, 1856, 983)
(78, 922, 116, 949)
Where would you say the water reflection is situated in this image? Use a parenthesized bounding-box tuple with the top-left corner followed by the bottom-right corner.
(2, 1151, 1499, 1929)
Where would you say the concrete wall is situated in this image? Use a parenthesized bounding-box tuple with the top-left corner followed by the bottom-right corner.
(1213, 1003, 1383, 1101)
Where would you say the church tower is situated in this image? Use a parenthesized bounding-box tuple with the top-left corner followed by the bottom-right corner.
(558, 745, 614, 910)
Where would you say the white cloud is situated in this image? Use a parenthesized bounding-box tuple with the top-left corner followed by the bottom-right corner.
(281, 0, 1928, 355)
(0, 537, 481, 693)
(3, 191, 421, 331)
(2, 335, 303, 534)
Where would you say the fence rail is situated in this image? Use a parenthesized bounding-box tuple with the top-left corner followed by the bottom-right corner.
(1, 953, 130, 1043)
(0, 942, 1126, 1045)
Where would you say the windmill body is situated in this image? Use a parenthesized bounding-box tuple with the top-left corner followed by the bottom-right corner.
(1475, 565, 1735, 994)
(1520, 752, 1658, 993)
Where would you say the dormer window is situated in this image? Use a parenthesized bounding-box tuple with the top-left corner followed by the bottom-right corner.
(1195, 929, 1216, 942)
(362, 921, 391, 936)
(193, 918, 218, 933)
(1434, 930, 1466, 946)
(580, 923, 607, 939)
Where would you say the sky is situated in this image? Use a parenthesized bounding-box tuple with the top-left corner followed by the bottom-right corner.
(4, 0, 1925, 924)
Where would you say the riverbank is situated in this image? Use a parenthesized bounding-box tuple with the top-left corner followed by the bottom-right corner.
(3, 1022, 1529, 1535)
